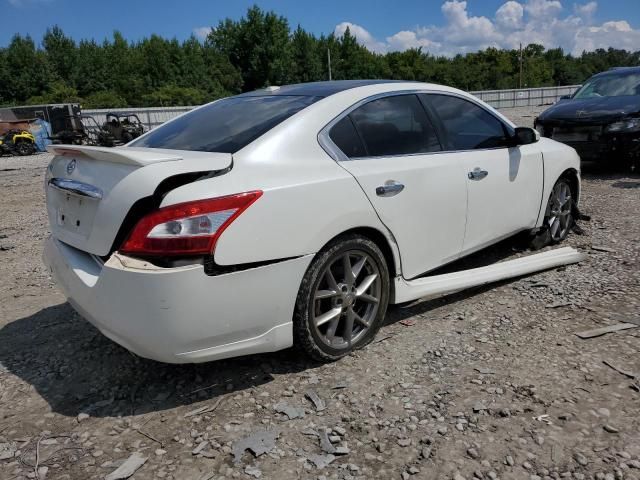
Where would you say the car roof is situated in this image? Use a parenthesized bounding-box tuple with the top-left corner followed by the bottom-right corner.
(237, 80, 415, 98)
(596, 66, 640, 77)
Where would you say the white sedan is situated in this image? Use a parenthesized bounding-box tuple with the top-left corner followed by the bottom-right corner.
(43, 80, 581, 363)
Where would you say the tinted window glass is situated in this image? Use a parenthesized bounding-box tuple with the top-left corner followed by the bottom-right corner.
(425, 94, 509, 150)
(348, 94, 441, 157)
(329, 116, 367, 158)
(573, 72, 640, 98)
(130, 95, 320, 153)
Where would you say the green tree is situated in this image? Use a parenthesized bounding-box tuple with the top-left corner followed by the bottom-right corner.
(42, 26, 77, 85)
(83, 90, 128, 109)
(208, 6, 292, 90)
(142, 85, 207, 106)
(290, 26, 323, 83)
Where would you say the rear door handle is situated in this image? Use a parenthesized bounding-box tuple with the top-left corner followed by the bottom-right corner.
(376, 181, 405, 197)
(468, 168, 489, 181)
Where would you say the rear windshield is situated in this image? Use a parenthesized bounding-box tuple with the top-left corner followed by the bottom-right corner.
(130, 95, 320, 153)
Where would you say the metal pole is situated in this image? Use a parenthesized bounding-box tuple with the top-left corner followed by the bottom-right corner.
(519, 43, 523, 89)
(327, 48, 332, 81)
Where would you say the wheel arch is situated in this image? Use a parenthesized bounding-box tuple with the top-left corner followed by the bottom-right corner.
(560, 167, 580, 204)
(318, 226, 400, 303)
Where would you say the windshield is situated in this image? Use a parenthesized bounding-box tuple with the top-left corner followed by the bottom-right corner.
(573, 72, 640, 99)
(130, 95, 320, 153)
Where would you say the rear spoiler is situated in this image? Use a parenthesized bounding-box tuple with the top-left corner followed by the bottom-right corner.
(46, 145, 182, 167)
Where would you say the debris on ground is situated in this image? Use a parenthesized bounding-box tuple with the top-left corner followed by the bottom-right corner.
(307, 453, 336, 469)
(104, 452, 148, 480)
(603, 359, 637, 379)
(231, 429, 280, 464)
(576, 323, 638, 338)
(0, 441, 16, 460)
(304, 390, 326, 411)
(318, 430, 336, 454)
(273, 401, 305, 419)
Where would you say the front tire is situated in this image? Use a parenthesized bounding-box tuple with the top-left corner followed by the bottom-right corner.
(546, 178, 574, 243)
(293, 234, 390, 362)
(529, 177, 575, 249)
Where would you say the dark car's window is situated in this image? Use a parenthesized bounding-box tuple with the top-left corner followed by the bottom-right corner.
(344, 94, 441, 157)
(573, 72, 640, 99)
(130, 95, 320, 153)
(425, 94, 510, 151)
(329, 116, 367, 158)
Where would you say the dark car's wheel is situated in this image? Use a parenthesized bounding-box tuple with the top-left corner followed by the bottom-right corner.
(545, 178, 574, 243)
(293, 234, 390, 362)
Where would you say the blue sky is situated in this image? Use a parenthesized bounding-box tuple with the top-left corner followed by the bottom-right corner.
(3, 0, 640, 56)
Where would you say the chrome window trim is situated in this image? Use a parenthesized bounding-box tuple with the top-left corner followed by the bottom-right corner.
(317, 89, 516, 162)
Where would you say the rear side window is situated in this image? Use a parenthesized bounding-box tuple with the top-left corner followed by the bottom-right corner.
(329, 116, 367, 158)
(130, 95, 320, 153)
(425, 94, 510, 151)
(347, 94, 441, 157)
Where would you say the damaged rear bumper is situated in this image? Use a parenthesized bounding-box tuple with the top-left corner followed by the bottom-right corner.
(43, 236, 313, 363)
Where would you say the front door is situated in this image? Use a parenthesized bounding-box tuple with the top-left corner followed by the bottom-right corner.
(423, 93, 544, 255)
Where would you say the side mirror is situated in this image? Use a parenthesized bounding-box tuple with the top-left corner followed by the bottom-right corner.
(513, 127, 540, 146)
(560, 94, 572, 100)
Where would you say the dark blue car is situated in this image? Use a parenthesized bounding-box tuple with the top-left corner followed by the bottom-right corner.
(535, 66, 640, 169)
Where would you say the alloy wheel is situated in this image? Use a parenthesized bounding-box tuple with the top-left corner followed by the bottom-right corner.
(547, 181, 572, 241)
(312, 250, 381, 350)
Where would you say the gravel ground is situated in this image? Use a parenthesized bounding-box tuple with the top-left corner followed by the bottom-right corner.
(1, 108, 639, 480)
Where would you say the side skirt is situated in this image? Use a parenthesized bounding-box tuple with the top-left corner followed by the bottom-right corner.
(393, 246, 585, 304)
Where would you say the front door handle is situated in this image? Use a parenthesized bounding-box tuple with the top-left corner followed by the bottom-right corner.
(468, 168, 489, 181)
(376, 181, 405, 197)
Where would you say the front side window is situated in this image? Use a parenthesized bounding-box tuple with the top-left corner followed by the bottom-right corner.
(425, 94, 511, 151)
(332, 94, 440, 158)
(130, 95, 320, 153)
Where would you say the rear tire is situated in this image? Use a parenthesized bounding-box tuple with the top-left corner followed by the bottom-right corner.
(293, 234, 390, 362)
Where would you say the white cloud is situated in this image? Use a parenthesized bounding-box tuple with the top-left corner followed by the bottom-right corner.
(574, 1, 597, 18)
(386, 31, 439, 51)
(333, 0, 640, 57)
(334, 22, 387, 53)
(524, 0, 563, 20)
(574, 20, 640, 54)
(495, 1, 524, 30)
(193, 26, 213, 41)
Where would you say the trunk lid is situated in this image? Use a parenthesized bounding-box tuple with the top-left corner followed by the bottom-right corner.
(45, 145, 232, 256)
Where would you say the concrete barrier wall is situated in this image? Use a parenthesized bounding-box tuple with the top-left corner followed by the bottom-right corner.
(84, 85, 581, 130)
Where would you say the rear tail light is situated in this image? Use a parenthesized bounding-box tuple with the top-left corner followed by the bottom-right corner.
(120, 191, 262, 256)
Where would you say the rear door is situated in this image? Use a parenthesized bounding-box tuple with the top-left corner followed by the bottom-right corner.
(328, 94, 468, 279)
(422, 94, 544, 255)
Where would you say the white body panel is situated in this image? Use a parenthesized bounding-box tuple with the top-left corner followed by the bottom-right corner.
(44, 236, 312, 363)
(459, 143, 544, 255)
(43, 81, 582, 363)
(338, 153, 467, 279)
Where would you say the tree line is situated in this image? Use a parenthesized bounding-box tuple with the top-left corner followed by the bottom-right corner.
(0, 6, 638, 108)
